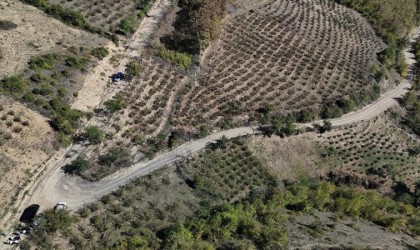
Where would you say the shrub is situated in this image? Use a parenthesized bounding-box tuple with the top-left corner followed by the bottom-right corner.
(64, 156, 91, 174)
(1, 76, 27, 94)
(29, 54, 58, 70)
(157, 47, 192, 69)
(38, 209, 73, 233)
(104, 94, 128, 113)
(49, 98, 84, 135)
(126, 60, 142, 76)
(90, 47, 109, 60)
(65, 56, 88, 70)
(119, 15, 139, 35)
(99, 147, 130, 168)
(83, 126, 104, 144)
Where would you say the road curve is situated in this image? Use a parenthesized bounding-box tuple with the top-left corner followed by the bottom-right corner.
(26, 28, 420, 212)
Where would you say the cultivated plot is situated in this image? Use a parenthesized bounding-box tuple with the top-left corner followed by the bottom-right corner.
(173, 0, 386, 132)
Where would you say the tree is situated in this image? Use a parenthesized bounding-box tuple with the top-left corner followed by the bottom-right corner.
(83, 126, 104, 144)
(64, 156, 90, 174)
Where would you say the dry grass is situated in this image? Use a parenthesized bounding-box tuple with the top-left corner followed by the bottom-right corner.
(250, 134, 327, 182)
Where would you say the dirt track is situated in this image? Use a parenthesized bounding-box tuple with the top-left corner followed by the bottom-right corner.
(6, 15, 418, 233)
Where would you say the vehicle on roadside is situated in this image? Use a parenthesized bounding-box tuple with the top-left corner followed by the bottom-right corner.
(54, 202, 67, 212)
(112, 72, 125, 82)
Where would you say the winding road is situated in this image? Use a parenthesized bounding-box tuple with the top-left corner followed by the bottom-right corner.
(13, 15, 420, 224)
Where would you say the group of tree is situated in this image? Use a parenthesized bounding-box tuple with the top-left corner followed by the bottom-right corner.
(162, 0, 228, 54)
(333, 0, 417, 75)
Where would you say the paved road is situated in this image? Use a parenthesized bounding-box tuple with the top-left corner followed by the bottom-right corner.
(24, 23, 420, 213)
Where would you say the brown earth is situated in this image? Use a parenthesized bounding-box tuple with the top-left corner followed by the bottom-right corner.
(0, 0, 106, 77)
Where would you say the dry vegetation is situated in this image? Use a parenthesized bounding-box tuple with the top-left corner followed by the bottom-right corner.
(0, 0, 106, 77)
(0, 98, 55, 223)
(171, 0, 386, 133)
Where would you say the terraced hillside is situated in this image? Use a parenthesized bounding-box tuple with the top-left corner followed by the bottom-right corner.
(318, 116, 420, 192)
(172, 0, 386, 133)
(80, 56, 188, 180)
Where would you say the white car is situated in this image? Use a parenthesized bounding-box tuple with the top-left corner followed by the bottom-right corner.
(54, 202, 67, 212)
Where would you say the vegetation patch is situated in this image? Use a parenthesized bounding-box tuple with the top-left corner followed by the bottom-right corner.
(0, 48, 101, 143)
(157, 46, 192, 70)
(161, 0, 228, 54)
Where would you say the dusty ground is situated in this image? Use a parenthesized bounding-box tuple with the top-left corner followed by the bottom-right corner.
(0, 97, 55, 229)
(0, 0, 106, 77)
(250, 134, 327, 181)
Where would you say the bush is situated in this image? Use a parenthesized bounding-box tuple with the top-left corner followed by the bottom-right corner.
(64, 156, 91, 174)
(157, 46, 192, 69)
(119, 15, 139, 35)
(1, 76, 27, 94)
(83, 126, 104, 144)
(29, 54, 58, 70)
(99, 147, 130, 167)
(49, 98, 84, 135)
(104, 93, 128, 113)
(38, 209, 73, 233)
(126, 60, 142, 76)
(90, 47, 109, 60)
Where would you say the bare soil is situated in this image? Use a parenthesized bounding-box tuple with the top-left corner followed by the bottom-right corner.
(0, 97, 55, 229)
(0, 0, 106, 77)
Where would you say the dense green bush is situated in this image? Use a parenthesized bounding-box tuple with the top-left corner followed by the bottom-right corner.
(64, 156, 91, 174)
(29, 54, 58, 70)
(125, 60, 142, 76)
(104, 93, 128, 113)
(38, 209, 74, 233)
(157, 46, 192, 69)
(90, 47, 109, 60)
(119, 15, 139, 35)
(275, 182, 420, 235)
(0, 76, 27, 95)
(99, 147, 131, 167)
(83, 126, 104, 144)
(49, 98, 84, 135)
(321, 85, 380, 118)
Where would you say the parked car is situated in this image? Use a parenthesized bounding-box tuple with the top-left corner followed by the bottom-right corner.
(112, 72, 125, 82)
(5, 236, 20, 245)
(54, 202, 67, 212)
